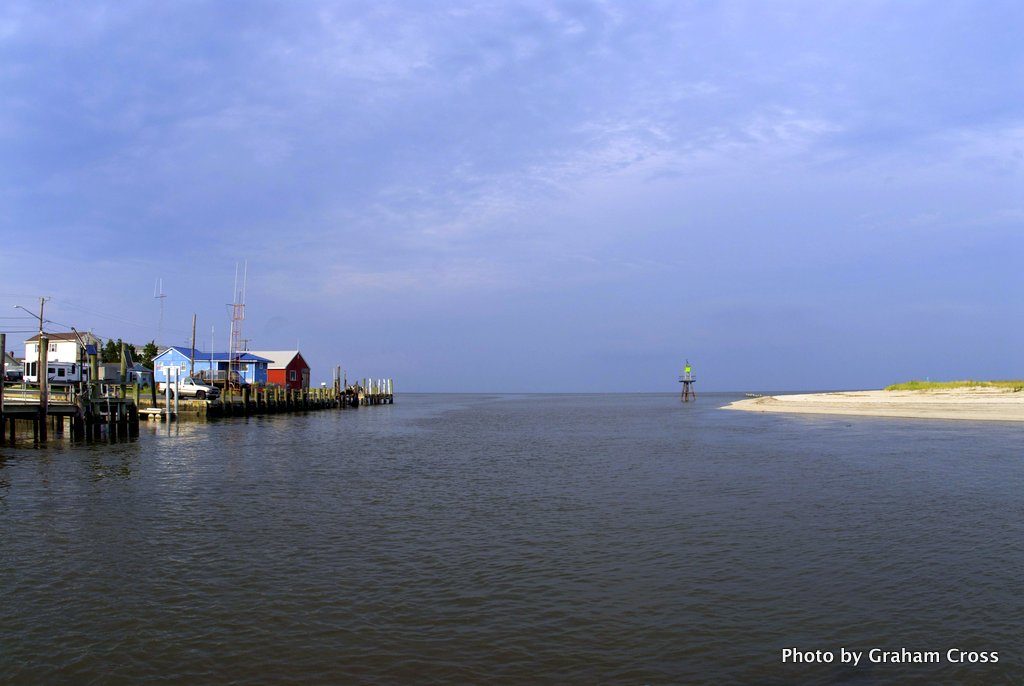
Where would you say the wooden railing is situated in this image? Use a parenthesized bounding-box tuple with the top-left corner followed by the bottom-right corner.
(1, 383, 135, 406)
(2, 387, 76, 404)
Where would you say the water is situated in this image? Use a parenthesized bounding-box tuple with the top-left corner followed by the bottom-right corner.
(1, 393, 1021, 684)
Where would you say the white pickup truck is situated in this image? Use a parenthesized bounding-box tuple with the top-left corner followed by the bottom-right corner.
(157, 377, 221, 400)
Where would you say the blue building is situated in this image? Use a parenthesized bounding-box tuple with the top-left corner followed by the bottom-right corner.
(153, 347, 270, 385)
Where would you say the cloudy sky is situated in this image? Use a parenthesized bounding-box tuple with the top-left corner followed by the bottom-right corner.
(1, 1, 1022, 391)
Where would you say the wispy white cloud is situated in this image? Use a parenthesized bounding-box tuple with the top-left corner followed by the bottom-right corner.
(2, 1, 1023, 388)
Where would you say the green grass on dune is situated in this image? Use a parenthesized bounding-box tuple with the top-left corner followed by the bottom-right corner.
(885, 380, 1024, 391)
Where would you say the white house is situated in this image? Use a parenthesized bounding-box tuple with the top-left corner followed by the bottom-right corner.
(24, 331, 101, 364)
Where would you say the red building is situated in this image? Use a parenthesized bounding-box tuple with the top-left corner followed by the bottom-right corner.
(248, 350, 309, 390)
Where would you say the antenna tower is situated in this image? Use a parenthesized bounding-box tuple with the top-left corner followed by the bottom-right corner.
(228, 262, 247, 384)
(154, 278, 166, 344)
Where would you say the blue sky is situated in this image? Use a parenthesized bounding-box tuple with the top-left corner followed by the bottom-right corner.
(1, 1, 1022, 391)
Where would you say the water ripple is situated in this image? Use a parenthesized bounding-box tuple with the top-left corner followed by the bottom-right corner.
(1, 394, 1021, 683)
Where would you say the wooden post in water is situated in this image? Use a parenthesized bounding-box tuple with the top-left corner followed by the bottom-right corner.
(89, 349, 99, 400)
(119, 341, 127, 400)
(38, 334, 48, 441)
(0, 333, 5, 443)
(73, 406, 85, 440)
(128, 402, 139, 437)
(107, 394, 116, 439)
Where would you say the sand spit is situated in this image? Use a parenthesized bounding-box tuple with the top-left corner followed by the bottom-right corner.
(724, 388, 1024, 422)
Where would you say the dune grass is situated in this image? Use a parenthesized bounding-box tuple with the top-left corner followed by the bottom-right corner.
(885, 380, 1024, 391)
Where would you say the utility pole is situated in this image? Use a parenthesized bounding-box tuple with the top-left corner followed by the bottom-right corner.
(190, 313, 197, 377)
(119, 341, 127, 399)
(37, 296, 48, 440)
(155, 278, 166, 345)
(70, 327, 92, 405)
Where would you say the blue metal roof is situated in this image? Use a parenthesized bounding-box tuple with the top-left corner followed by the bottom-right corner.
(157, 346, 271, 363)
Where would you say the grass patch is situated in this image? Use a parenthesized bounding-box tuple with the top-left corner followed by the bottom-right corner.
(885, 380, 1024, 391)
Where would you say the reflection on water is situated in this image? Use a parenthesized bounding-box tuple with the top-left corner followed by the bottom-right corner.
(1, 394, 1021, 684)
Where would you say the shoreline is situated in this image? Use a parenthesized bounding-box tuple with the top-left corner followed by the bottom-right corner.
(724, 388, 1024, 422)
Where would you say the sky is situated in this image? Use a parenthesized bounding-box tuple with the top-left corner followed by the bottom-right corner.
(1, 1, 1022, 391)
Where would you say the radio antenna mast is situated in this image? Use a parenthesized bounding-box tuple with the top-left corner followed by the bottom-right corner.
(154, 278, 166, 344)
(228, 261, 248, 386)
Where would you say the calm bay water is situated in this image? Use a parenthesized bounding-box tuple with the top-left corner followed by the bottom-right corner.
(1, 393, 1021, 684)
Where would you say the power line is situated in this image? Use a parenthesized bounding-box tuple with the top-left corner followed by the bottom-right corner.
(51, 299, 155, 330)
(48, 299, 193, 342)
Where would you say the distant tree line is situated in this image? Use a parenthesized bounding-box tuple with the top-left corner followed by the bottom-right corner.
(101, 339, 160, 368)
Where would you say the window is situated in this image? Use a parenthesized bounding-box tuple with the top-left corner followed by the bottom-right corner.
(49, 343, 57, 353)
(33, 344, 39, 353)
(57, 367, 65, 377)
(289, 370, 297, 381)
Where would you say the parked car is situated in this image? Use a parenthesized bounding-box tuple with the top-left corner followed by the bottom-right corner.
(157, 377, 220, 400)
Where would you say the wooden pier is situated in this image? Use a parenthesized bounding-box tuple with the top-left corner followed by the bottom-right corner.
(162, 379, 395, 420)
(0, 332, 141, 443)
(0, 379, 396, 441)
(0, 386, 139, 442)
(1, 368, 395, 445)
(0, 327, 396, 444)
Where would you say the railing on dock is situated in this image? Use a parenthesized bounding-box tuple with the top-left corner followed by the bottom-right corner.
(0, 382, 140, 443)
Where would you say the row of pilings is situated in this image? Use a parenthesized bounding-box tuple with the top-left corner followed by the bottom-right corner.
(1, 395, 140, 445)
(146, 382, 395, 421)
(1, 382, 395, 444)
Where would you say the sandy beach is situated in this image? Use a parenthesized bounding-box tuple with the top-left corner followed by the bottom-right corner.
(725, 388, 1024, 422)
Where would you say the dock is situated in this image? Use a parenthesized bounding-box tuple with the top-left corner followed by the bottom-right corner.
(158, 379, 395, 420)
(1, 385, 139, 442)
(0, 312, 397, 445)
(0, 377, 396, 442)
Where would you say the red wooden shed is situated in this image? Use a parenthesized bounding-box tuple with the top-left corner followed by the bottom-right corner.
(248, 350, 310, 390)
